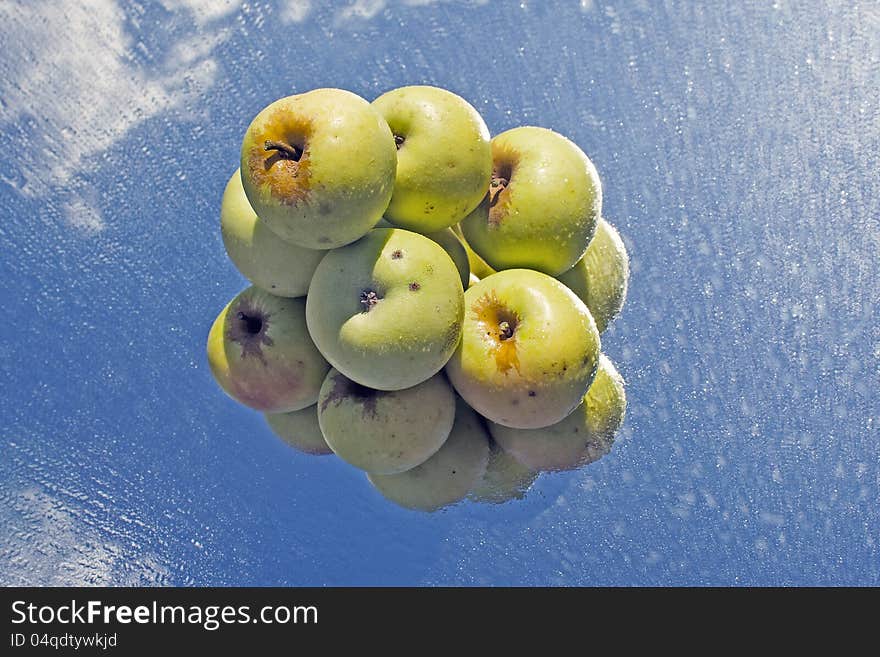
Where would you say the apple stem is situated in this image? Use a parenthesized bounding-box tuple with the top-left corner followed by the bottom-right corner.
(264, 140, 303, 161)
(488, 176, 509, 207)
(498, 320, 514, 340)
(360, 290, 381, 312)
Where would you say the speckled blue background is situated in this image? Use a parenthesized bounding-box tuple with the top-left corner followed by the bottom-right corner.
(1, 0, 877, 585)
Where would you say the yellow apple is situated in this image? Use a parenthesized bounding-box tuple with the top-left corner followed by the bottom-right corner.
(206, 287, 329, 412)
(445, 269, 600, 429)
(240, 88, 396, 249)
(489, 354, 626, 471)
(221, 168, 325, 297)
(460, 126, 601, 276)
(556, 218, 629, 333)
(372, 85, 491, 232)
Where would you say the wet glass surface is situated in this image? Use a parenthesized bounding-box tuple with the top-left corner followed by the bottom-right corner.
(1, 1, 877, 585)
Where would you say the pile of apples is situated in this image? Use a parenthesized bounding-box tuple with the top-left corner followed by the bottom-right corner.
(207, 86, 629, 511)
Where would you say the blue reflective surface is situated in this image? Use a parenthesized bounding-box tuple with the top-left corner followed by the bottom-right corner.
(1, 1, 877, 585)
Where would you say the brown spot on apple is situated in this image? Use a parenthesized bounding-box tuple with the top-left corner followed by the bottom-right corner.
(488, 175, 509, 207)
(246, 108, 313, 206)
(487, 147, 519, 227)
(227, 299, 274, 365)
(471, 291, 521, 375)
(320, 371, 379, 420)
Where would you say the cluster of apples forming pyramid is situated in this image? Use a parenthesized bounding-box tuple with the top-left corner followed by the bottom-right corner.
(207, 86, 630, 512)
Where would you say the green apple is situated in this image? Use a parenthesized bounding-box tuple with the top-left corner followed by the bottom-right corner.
(445, 268, 600, 429)
(221, 168, 325, 297)
(306, 228, 464, 391)
(452, 223, 496, 279)
(387, 219, 470, 288)
(240, 88, 397, 249)
(371, 85, 491, 232)
(556, 218, 629, 333)
(460, 126, 602, 276)
(489, 354, 626, 472)
(207, 287, 330, 412)
(348, 217, 470, 290)
(264, 405, 332, 456)
(368, 397, 490, 511)
(317, 368, 455, 474)
(425, 227, 470, 290)
(468, 442, 537, 504)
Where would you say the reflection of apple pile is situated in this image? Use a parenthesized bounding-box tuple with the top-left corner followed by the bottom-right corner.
(207, 86, 629, 512)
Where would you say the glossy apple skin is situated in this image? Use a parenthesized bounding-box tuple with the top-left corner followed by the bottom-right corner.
(306, 228, 464, 391)
(264, 404, 332, 455)
(368, 396, 490, 512)
(556, 218, 629, 333)
(490, 354, 626, 472)
(381, 219, 470, 288)
(240, 88, 397, 249)
(317, 369, 455, 475)
(372, 85, 491, 232)
(460, 126, 602, 276)
(221, 169, 325, 297)
(207, 287, 330, 413)
(445, 269, 601, 429)
(468, 441, 537, 504)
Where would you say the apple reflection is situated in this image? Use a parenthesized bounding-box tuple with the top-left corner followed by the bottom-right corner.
(268, 354, 627, 512)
